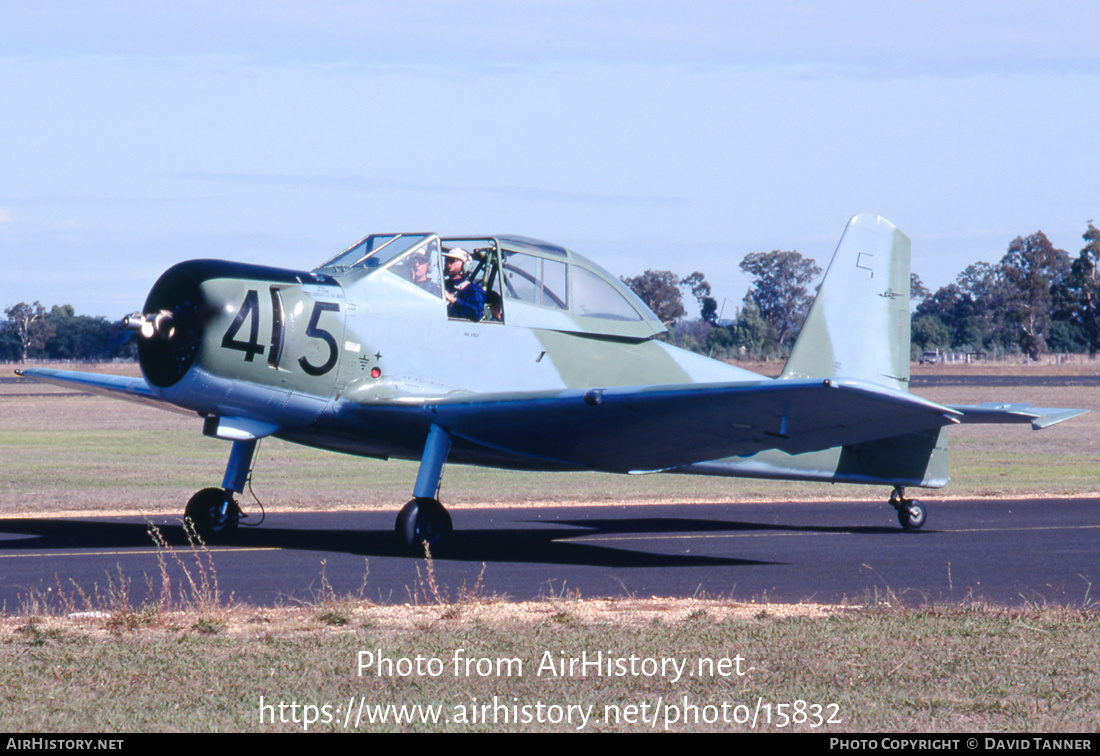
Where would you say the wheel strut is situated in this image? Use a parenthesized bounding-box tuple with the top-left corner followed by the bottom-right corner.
(397, 424, 454, 550)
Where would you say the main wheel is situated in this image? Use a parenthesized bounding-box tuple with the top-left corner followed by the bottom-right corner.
(396, 497, 453, 550)
(184, 487, 240, 543)
(897, 499, 926, 530)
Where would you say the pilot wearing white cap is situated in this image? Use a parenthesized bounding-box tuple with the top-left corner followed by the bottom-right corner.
(442, 248, 485, 320)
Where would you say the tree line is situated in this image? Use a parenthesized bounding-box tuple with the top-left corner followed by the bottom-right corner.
(623, 222, 1100, 362)
(912, 224, 1100, 359)
(1, 303, 136, 362)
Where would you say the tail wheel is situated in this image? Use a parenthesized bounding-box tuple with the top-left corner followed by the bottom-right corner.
(896, 499, 926, 530)
(184, 487, 240, 543)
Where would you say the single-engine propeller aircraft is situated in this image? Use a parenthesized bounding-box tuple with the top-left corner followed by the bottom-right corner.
(18, 214, 1086, 549)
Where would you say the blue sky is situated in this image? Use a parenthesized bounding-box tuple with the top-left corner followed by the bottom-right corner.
(3, 1, 1099, 318)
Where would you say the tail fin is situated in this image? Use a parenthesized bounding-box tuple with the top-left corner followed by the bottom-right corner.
(780, 213, 911, 391)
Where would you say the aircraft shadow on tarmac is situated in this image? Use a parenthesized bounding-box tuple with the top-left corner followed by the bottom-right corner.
(0, 514, 926, 569)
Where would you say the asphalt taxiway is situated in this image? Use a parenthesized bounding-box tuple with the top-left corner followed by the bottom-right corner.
(0, 497, 1097, 610)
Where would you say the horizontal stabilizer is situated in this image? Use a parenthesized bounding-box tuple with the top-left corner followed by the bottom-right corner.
(947, 402, 1089, 430)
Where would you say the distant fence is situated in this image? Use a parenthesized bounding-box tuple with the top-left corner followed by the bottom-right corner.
(917, 351, 1099, 366)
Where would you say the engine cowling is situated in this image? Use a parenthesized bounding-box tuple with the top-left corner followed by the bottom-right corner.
(132, 260, 346, 395)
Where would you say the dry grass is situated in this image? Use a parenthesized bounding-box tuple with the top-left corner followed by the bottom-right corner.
(3, 596, 842, 640)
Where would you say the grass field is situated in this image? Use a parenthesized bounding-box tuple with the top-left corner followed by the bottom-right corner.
(2, 360, 1098, 733)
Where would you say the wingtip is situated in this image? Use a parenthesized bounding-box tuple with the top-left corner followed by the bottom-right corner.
(1030, 407, 1090, 430)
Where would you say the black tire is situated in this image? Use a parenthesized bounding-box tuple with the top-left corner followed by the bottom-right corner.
(897, 500, 926, 530)
(395, 497, 453, 550)
(184, 487, 239, 543)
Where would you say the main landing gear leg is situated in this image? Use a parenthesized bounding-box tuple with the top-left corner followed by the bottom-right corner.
(396, 424, 453, 551)
(184, 438, 257, 543)
(890, 485, 926, 531)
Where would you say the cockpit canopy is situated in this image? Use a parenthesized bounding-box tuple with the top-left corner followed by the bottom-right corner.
(314, 233, 666, 340)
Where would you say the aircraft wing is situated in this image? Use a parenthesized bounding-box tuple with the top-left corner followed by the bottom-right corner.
(413, 378, 964, 472)
(14, 367, 193, 416)
(947, 402, 1089, 430)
